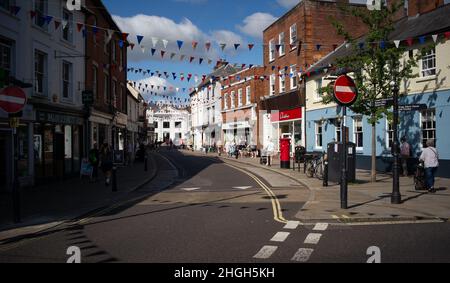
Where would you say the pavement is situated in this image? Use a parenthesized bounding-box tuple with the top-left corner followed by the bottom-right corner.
(0, 153, 158, 243)
(204, 151, 450, 224)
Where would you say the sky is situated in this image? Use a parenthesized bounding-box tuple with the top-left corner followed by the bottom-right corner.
(99, 0, 299, 104)
(102, 0, 367, 105)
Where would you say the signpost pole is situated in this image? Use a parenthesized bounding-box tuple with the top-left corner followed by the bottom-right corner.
(341, 107, 348, 209)
(391, 81, 402, 204)
(11, 119, 21, 223)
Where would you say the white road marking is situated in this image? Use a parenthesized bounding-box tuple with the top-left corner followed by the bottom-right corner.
(313, 223, 329, 231)
(304, 233, 322, 245)
(181, 188, 201, 191)
(253, 246, 278, 259)
(332, 215, 340, 219)
(270, 232, 290, 242)
(291, 248, 314, 262)
(342, 215, 350, 219)
(284, 221, 300, 230)
(233, 186, 253, 190)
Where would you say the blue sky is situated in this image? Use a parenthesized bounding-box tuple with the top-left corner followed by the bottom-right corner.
(102, 0, 302, 104)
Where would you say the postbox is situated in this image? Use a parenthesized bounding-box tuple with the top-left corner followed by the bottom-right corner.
(280, 138, 291, 169)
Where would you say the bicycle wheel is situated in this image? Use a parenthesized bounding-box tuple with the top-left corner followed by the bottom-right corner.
(306, 162, 314, 178)
(315, 162, 324, 180)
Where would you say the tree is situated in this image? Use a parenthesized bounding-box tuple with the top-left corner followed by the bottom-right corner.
(322, 0, 425, 182)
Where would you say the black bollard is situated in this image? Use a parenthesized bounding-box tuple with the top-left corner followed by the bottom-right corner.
(112, 166, 117, 192)
(323, 160, 329, 187)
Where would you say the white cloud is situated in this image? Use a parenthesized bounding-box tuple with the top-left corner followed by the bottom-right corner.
(277, 0, 300, 9)
(113, 14, 245, 63)
(237, 12, 278, 39)
(136, 76, 177, 102)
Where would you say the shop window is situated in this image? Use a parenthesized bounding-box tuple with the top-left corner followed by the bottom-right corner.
(421, 109, 436, 148)
(64, 125, 72, 174)
(175, 122, 182, 129)
(0, 37, 13, 76)
(421, 48, 436, 77)
(353, 116, 364, 149)
(0, 0, 15, 11)
(315, 121, 323, 148)
(231, 91, 235, 108)
(223, 93, 228, 109)
(315, 79, 323, 100)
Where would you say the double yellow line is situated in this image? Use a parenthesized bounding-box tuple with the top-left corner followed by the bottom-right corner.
(224, 162, 288, 224)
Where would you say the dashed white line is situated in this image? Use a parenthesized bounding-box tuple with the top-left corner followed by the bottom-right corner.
(181, 188, 201, 191)
(271, 232, 290, 242)
(291, 248, 314, 262)
(253, 246, 278, 259)
(283, 221, 300, 230)
(304, 233, 322, 245)
(313, 223, 329, 231)
(233, 186, 253, 190)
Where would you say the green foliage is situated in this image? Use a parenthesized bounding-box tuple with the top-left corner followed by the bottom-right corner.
(323, 0, 431, 126)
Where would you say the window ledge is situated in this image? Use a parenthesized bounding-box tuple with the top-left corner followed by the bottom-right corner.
(0, 8, 20, 21)
(416, 75, 437, 83)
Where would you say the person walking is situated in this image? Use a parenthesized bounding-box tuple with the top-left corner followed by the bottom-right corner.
(265, 138, 275, 167)
(420, 139, 439, 193)
(100, 142, 114, 186)
(400, 137, 411, 177)
(88, 143, 100, 182)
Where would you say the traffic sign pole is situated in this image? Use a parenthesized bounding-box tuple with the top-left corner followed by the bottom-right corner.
(334, 75, 358, 210)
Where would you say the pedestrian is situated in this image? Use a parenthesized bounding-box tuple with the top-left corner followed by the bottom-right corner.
(100, 142, 114, 186)
(265, 138, 275, 167)
(88, 143, 100, 182)
(400, 137, 411, 177)
(420, 139, 439, 193)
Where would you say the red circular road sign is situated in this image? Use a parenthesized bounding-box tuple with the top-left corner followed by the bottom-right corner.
(334, 75, 358, 106)
(0, 87, 27, 114)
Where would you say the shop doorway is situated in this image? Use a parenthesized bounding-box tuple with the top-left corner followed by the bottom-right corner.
(54, 132, 65, 179)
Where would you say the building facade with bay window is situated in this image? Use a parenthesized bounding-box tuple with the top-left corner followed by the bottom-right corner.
(304, 5, 450, 177)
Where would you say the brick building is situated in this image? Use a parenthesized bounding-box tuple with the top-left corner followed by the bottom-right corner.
(221, 66, 265, 149)
(84, 0, 128, 151)
(260, 0, 367, 152)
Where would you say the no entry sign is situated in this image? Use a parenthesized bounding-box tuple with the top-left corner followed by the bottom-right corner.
(334, 75, 358, 107)
(0, 87, 27, 114)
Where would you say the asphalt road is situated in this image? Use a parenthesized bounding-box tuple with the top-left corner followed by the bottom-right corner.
(0, 150, 449, 263)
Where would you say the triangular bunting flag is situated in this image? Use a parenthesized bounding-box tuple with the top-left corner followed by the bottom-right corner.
(248, 44, 254, 51)
(432, 34, 438, 43)
(205, 42, 211, 52)
(189, 57, 195, 63)
(419, 36, 426, 44)
(394, 40, 401, 48)
(192, 41, 198, 50)
(122, 33, 129, 41)
(170, 53, 176, 60)
(199, 58, 203, 65)
(30, 11, 37, 19)
(137, 35, 144, 45)
(141, 46, 146, 53)
(54, 20, 61, 30)
(444, 32, 450, 40)
(161, 50, 165, 58)
(44, 15, 53, 25)
(77, 23, 83, 32)
(151, 37, 158, 48)
(220, 43, 226, 51)
(162, 39, 168, 49)
(106, 29, 114, 43)
(177, 40, 184, 50)
(406, 37, 414, 46)
(151, 49, 156, 56)
(11, 6, 21, 16)
(234, 43, 240, 50)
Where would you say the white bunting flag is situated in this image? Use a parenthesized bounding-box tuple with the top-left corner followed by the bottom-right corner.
(162, 39, 169, 49)
(106, 29, 114, 44)
(151, 37, 158, 48)
(394, 40, 400, 48)
(141, 46, 146, 53)
(432, 34, 438, 43)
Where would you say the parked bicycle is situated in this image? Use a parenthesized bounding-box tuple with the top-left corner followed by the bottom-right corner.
(305, 153, 325, 180)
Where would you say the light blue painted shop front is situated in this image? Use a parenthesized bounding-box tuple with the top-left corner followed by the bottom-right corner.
(305, 89, 450, 178)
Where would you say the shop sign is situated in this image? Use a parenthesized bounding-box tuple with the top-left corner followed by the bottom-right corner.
(271, 108, 302, 122)
(36, 111, 83, 125)
(115, 112, 128, 127)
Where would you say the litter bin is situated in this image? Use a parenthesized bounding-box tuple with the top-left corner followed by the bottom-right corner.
(327, 142, 356, 183)
(280, 138, 291, 169)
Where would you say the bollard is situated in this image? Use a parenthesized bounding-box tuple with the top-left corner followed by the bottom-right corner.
(323, 160, 329, 187)
(112, 166, 118, 192)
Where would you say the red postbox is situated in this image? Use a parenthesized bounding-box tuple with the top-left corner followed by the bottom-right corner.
(280, 138, 291, 169)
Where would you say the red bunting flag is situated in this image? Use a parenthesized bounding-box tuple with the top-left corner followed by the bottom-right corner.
(190, 57, 195, 63)
(161, 50, 165, 58)
(192, 41, 198, 50)
(122, 33, 129, 41)
(77, 23, 83, 32)
(30, 10, 37, 19)
(406, 37, 414, 46)
(130, 43, 135, 50)
(445, 32, 450, 40)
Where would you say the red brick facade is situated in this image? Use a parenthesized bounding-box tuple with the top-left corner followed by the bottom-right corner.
(262, 0, 367, 100)
(84, 0, 127, 115)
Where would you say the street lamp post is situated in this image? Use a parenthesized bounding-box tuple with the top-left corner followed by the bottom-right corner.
(391, 80, 402, 204)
